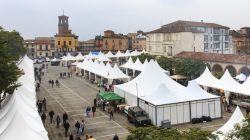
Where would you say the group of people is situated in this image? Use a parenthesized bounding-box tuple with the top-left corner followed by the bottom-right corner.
(37, 98, 46, 114)
(48, 79, 60, 88)
(60, 72, 72, 79)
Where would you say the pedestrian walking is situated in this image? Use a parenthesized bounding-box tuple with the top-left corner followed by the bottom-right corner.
(38, 100, 43, 113)
(102, 101, 105, 111)
(43, 98, 47, 111)
(86, 106, 91, 117)
(63, 112, 68, 124)
(56, 115, 61, 128)
(75, 120, 80, 134)
(64, 120, 70, 137)
(93, 98, 97, 107)
(56, 79, 60, 88)
(49, 110, 55, 124)
(69, 133, 74, 140)
(92, 106, 96, 117)
(68, 72, 70, 78)
(79, 120, 85, 135)
(109, 109, 114, 120)
(51, 80, 54, 88)
(41, 112, 46, 124)
(48, 80, 51, 87)
(113, 134, 119, 140)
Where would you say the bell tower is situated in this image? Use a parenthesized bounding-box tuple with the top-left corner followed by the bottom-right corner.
(58, 14, 69, 35)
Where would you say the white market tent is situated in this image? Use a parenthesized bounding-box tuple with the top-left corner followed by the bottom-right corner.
(76, 60, 129, 80)
(75, 52, 85, 60)
(115, 60, 221, 126)
(131, 58, 142, 71)
(0, 55, 48, 140)
(195, 67, 219, 88)
(130, 49, 141, 56)
(97, 54, 111, 62)
(61, 52, 76, 61)
(115, 50, 126, 58)
(214, 106, 245, 140)
(120, 57, 134, 69)
(105, 51, 115, 58)
(124, 50, 131, 57)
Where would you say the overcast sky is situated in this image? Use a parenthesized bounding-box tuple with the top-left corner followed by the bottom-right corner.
(1, 0, 250, 40)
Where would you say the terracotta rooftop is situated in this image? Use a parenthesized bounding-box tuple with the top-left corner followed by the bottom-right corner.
(175, 51, 250, 65)
(147, 20, 229, 34)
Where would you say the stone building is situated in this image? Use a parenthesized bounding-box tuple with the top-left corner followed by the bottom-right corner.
(101, 30, 129, 51)
(78, 39, 96, 55)
(54, 14, 78, 56)
(23, 39, 36, 58)
(230, 27, 250, 55)
(146, 20, 232, 56)
(35, 37, 55, 57)
(127, 30, 146, 50)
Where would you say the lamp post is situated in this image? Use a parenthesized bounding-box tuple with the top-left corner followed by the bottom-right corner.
(136, 82, 139, 107)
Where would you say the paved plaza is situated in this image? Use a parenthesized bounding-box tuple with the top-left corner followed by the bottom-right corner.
(37, 64, 245, 140)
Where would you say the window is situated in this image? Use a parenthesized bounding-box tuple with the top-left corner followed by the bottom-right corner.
(64, 41, 66, 46)
(193, 35, 195, 41)
(204, 43, 208, 49)
(210, 37, 213, 41)
(39, 52, 42, 56)
(69, 41, 71, 45)
(204, 35, 208, 42)
(71, 48, 73, 52)
(39, 45, 42, 50)
(225, 35, 229, 41)
(168, 46, 172, 56)
(26, 44, 29, 47)
(45, 53, 48, 57)
(225, 42, 229, 48)
(45, 45, 48, 50)
(214, 43, 220, 49)
(213, 35, 220, 41)
(58, 41, 60, 45)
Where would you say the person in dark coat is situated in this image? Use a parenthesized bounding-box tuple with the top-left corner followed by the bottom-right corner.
(102, 101, 105, 111)
(41, 112, 46, 124)
(56, 79, 60, 88)
(63, 112, 68, 124)
(93, 98, 97, 107)
(38, 100, 43, 113)
(49, 110, 55, 123)
(42, 98, 47, 111)
(51, 80, 54, 87)
(56, 115, 61, 128)
(75, 120, 80, 134)
(48, 80, 51, 87)
(64, 120, 70, 137)
(113, 134, 119, 140)
(86, 106, 91, 117)
(92, 106, 96, 117)
(109, 109, 114, 120)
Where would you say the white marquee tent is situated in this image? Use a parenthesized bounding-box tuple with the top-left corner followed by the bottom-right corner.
(61, 52, 76, 61)
(214, 106, 245, 140)
(75, 52, 85, 60)
(0, 55, 48, 140)
(115, 60, 221, 126)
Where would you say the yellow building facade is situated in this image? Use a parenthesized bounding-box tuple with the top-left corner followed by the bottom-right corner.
(55, 14, 78, 55)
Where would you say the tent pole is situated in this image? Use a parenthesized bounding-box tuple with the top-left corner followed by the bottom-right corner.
(136, 82, 139, 106)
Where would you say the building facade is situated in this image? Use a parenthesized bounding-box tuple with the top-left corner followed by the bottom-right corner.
(78, 39, 96, 55)
(35, 37, 55, 57)
(23, 39, 36, 58)
(54, 14, 78, 56)
(230, 27, 250, 55)
(101, 30, 129, 51)
(146, 20, 232, 56)
(127, 30, 146, 50)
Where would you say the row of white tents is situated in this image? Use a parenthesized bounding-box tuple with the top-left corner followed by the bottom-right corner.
(61, 50, 145, 62)
(114, 60, 222, 126)
(196, 67, 250, 97)
(120, 57, 168, 74)
(76, 60, 129, 82)
(0, 55, 48, 140)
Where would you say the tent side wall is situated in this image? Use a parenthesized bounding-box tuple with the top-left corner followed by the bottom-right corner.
(114, 86, 137, 106)
(139, 99, 190, 126)
(190, 97, 222, 119)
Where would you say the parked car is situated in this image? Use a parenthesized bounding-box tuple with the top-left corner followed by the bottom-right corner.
(232, 99, 250, 108)
(127, 106, 151, 127)
(45, 57, 51, 62)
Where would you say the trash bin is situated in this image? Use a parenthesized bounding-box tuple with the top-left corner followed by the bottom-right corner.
(161, 120, 171, 128)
